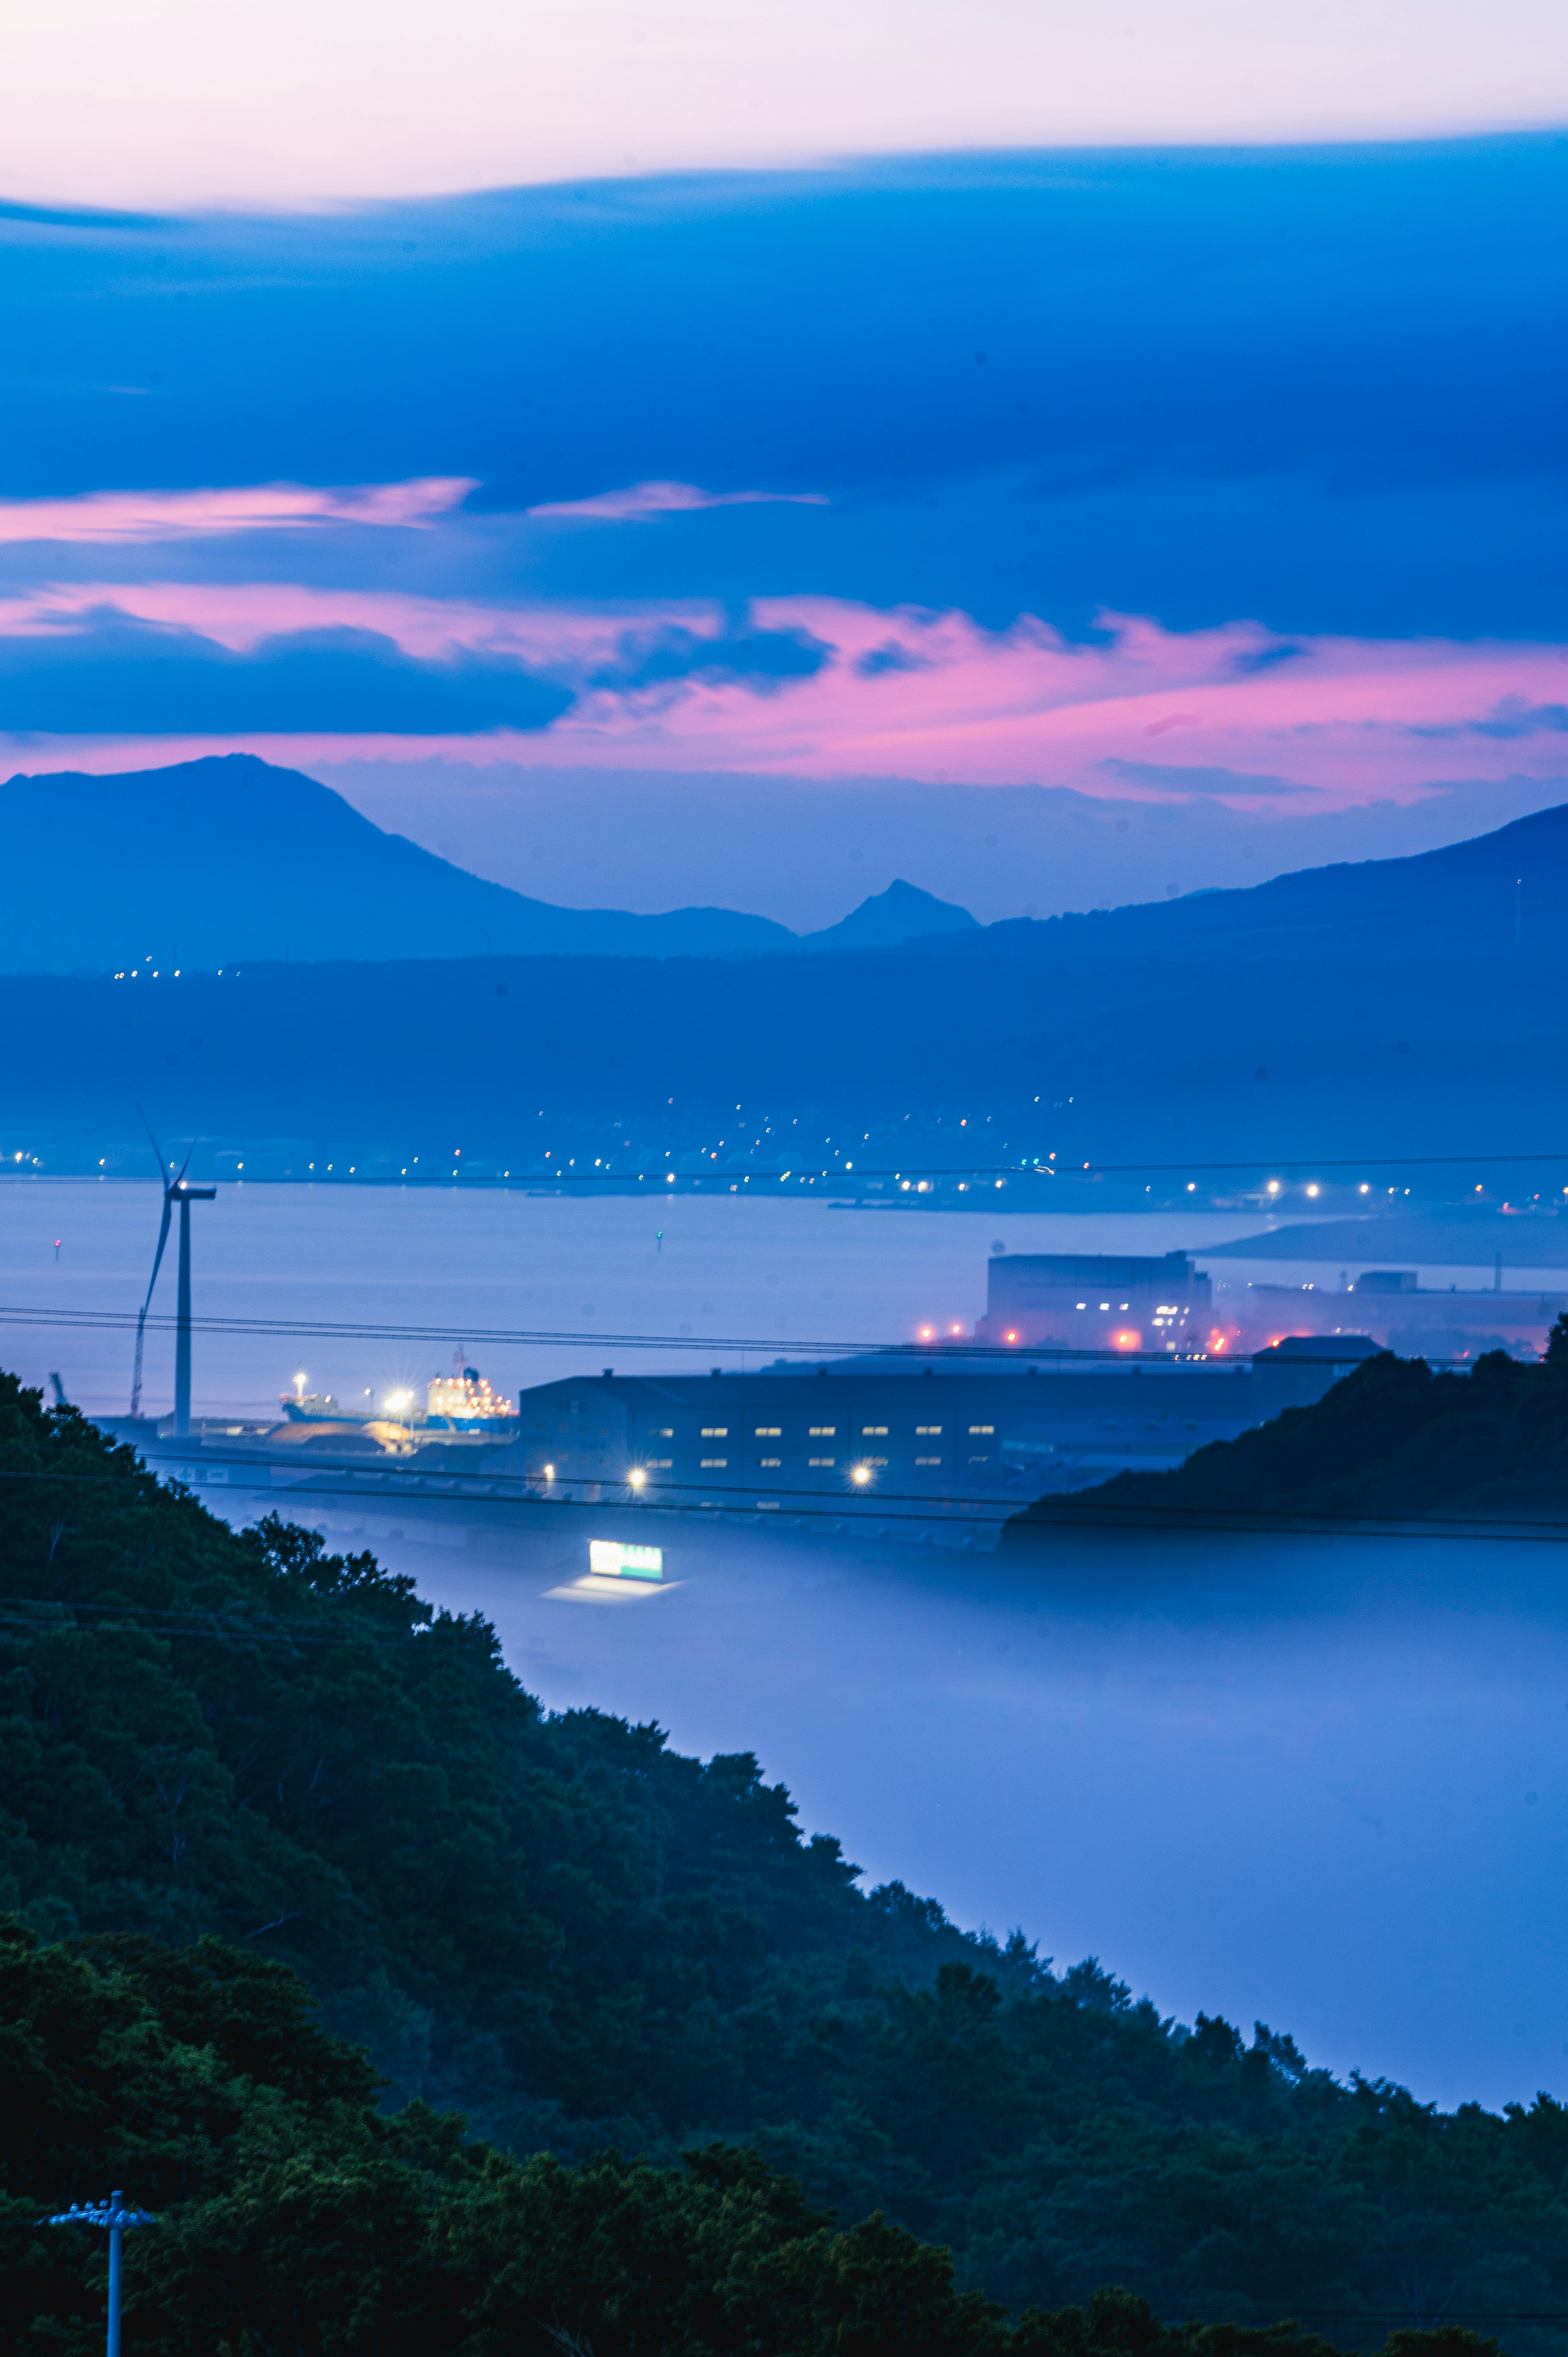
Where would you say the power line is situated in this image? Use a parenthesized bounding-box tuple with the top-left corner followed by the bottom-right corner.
(0, 1300, 1244, 1362)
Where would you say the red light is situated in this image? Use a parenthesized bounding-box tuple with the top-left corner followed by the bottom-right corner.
(1004, 1330, 1018, 1343)
(950, 1323, 962, 1335)
(918, 1325, 935, 1340)
(1112, 1329, 1141, 1351)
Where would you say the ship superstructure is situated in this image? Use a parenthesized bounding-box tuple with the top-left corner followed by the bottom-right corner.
(279, 1350, 515, 1433)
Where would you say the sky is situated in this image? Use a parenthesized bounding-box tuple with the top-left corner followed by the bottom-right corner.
(0, 13, 1566, 921)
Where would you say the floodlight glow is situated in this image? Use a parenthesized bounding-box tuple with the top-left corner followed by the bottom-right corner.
(1305, 1183, 1321, 1197)
(628, 1467, 647, 1487)
(1267, 1180, 1281, 1194)
(543, 1462, 555, 1478)
(851, 1465, 871, 1484)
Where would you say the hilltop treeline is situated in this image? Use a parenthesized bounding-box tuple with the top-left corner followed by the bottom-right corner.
(0, 1918, 1517, 2357)
(5, 1370, 1568, 2339)
(1008, 1323, 1568, 1532)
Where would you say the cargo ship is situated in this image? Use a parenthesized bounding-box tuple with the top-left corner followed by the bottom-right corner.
(279, 1353, 516, 1434)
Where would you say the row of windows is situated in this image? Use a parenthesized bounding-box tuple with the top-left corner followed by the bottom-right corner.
(637, 1421, 993, 1441)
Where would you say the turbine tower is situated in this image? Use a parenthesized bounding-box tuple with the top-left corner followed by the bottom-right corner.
(129, 1121, 216, 1435)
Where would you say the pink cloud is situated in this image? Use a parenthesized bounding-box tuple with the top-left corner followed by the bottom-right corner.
(526, 480, 829, 523)
(3, 582, 1567, 807)
(0, 478, 475, 545)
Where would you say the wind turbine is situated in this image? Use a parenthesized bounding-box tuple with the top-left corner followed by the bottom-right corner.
(129, 1119, 216, 1435)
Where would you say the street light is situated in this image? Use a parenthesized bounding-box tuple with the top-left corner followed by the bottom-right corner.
(40, 2193, 157, 2357)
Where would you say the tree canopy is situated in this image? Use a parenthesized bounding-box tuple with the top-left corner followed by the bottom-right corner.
(3, 1368, 1567, 2346)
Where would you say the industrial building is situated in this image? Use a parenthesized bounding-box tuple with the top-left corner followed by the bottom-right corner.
(483, 1351, 1270, 1508)
(972, 1251, 1214, 1351)
(1245, 1272, 1568, 1358)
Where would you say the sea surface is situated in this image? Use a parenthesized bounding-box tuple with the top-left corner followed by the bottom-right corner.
(0, 1177, 1552, 1420)
(2, 1177, 1564, 2116)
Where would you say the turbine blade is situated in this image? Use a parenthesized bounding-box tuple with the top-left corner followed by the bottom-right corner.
(138, 1105, 170, 1187)
(142, 1195, 173, 1314)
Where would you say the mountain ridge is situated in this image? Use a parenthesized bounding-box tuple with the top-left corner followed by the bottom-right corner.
(0, 754, 973, 970)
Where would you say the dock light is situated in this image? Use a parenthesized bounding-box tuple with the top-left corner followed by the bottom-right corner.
(385, 1388, 414, 1416)
(628, 1467, 647, 1488)
(1266, 1180, 1281, 1194)
(1004, 1329, 1019, 1343)
(851, 1465, 872, 1484)
(543, 1463, 555, 1480)
(1305, 1183, 1321, 1197)
(919, 1325, 935, 1339)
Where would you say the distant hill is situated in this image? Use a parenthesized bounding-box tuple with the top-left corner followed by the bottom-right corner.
(5, 775, 1568, 1173)
(916, 798, 1568, 962)
(0, 755, 972, 970)
(793, 876, 978, 952)
(1004, 1335, 1568, 1534)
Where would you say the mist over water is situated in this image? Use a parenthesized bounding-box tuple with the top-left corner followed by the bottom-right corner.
(298, 1495, 1568, 2118)
(5, 1177, 1566, 2116)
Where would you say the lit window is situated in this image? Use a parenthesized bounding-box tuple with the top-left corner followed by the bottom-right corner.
(862, 1425, 888, 1435)
(865, 1456, 888, 1467)
(647, 1458, 673, 1469)
(808, 1455, 836, 1467)
(969, 1424, 994, 1434)
(915, 1454, 942, 1465)
(652, 1426, 673, 1437)
(1076, 1300, 1087, 1309)
(700, 1456, 728, 1467)
(808, 1425, 836, 1436)
(969, 1454, 991, 1463)
(1099, 1300, 1110, 1310)
(915, 1424, 942, 1434)
(700, 1426, 729, 1437)
(760, 1456, 782, 1467)
(755, 1425, 782, 1436)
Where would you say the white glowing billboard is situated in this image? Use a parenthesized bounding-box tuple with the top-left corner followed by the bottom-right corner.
(588, 1540, 664, 1581)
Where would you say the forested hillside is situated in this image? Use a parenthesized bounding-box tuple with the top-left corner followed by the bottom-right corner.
(6, 1369, 1568, 2339)
(1007, 1327, 1568, 1533)
(0, 1919, 1515, 2357)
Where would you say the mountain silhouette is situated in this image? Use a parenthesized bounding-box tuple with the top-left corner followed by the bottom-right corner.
(0, 755, 974, 970)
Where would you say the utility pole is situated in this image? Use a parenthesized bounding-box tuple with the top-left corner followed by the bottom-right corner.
(174, 1180, 216, 1436)
(40, 2192, 157, 2357)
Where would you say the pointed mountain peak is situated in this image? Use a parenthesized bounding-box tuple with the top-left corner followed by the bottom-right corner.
(798, 878, 980, 952)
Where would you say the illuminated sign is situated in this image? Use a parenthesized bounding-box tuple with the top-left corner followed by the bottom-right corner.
(588, 1540, 664, 1581)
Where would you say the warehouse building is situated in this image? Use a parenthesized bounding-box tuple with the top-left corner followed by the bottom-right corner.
(973, 1250, 1214, 1351)
(484, 1351, 1264, 1509)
